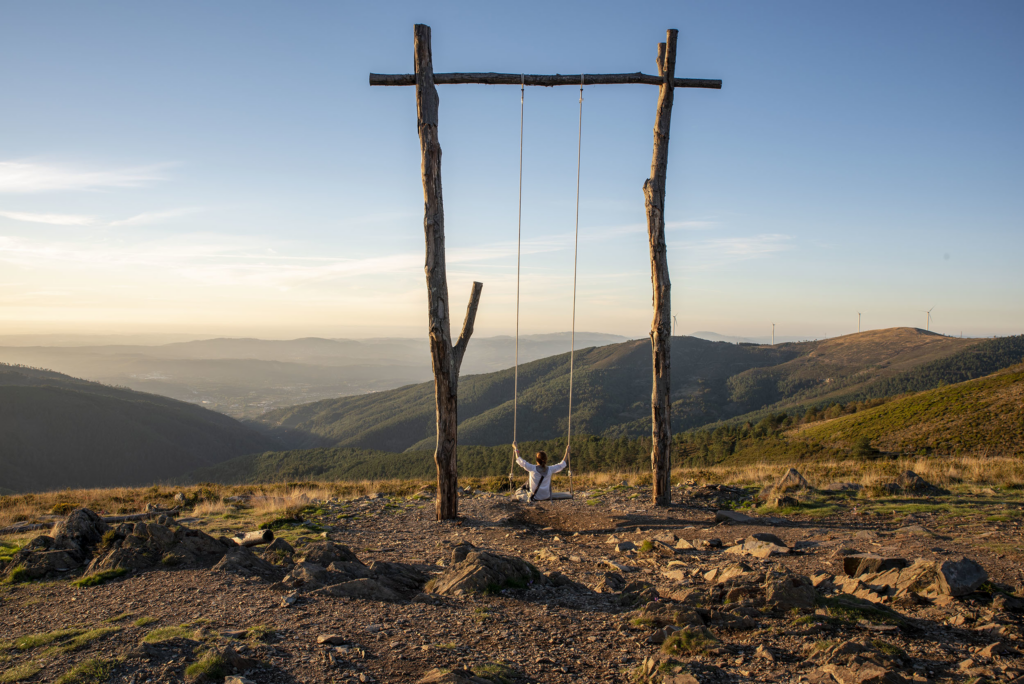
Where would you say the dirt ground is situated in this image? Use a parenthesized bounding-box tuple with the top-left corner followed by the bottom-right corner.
(3, 479, 1024, 683)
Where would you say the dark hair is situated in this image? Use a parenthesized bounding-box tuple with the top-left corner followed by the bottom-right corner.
(535, 451, 548, 467)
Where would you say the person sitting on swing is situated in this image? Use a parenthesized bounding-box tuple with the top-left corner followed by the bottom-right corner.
(513, 444, 572, 502)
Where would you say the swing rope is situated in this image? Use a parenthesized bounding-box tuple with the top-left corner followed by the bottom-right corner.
(508, 75, 585, 501)
(566, 75, 584, 498)
(509, 75, 525, 493)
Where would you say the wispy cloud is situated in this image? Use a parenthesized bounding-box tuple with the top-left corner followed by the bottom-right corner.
(0, 210, 95, 226)
(110, 207, 202, 227)
(682, 233, 794, 269)
(0, 232, 569, 290)
(0, 160, 167, 193)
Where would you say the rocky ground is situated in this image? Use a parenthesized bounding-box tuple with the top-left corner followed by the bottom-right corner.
(3, 471, 1024, 684)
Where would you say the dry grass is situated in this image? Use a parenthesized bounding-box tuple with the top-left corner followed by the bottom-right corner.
(189, 500, 231, 517)
(665, 456, 1024, 492)
(3, 456, 1023, 535)
(249, 487, 335, 516)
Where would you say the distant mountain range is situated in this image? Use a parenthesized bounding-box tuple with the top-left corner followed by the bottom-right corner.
(7, 327, 1024, 494)
(0, 332, 626, 419)
(0, 365, 280, 493)
(252, 327, 1017, 453)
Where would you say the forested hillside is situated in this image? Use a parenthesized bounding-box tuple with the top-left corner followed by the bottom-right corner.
(196, 357, 1024, 486)
(253, 328, 987, 452)
(0, 365, 280, 492)
(702, 333, 1024, 428)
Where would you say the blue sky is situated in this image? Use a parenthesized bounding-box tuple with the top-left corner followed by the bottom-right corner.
(1, 1, 1021, 340)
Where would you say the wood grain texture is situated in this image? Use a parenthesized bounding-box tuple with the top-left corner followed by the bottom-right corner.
(414, 24, 483, 521)
(370, 72, 721, 89)
(643, 31, 678, 507)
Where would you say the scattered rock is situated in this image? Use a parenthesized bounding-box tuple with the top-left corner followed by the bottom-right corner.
(765, 571, 816, 611)
(936, 557, 988, 596)
(978, 642, 1008, 657)
(726, 535, 789, 558)
(320, 578, 403, 601)
(52, 508, 109, 549)
(425, 545, 541, 596)
(896, 470, 947, 495)
(715, 510, 756, 524)
(299, 541, 361, 566)
(593, 572, 626, 593)
(211, 546, 282, 580)
(843, 553, 908, 578)
(759, 468, 810, 502)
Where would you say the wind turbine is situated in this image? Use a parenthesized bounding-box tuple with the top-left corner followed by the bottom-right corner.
(771, 323, 775, 346)
(920, 307, 934, 331)
(858, 312, 862, 333)
(673, 315, 677, 337)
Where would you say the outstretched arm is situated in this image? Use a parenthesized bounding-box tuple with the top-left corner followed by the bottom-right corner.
(550, 445, 570, 474)
(514, 443, 535, 472)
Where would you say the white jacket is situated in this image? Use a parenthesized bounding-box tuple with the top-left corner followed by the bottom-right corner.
(515, 453, 567, 501)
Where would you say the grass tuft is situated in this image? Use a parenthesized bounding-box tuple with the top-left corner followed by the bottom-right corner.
(183, 652, 227, 681)
(245, 624, 275, 644)
(103, 613, 132, 624)
(55, 658, 114, 684)
(0, 541, 22, 565)
(72, 569, 127, 588)
(661, 627, 717, 656)
(1, 566, 31, 586)
(473, 662, 518, 684)
(142, 624, 197, 644)
(59, 627, 121, 653)
(0, 661, 42, 683)
(3, 628, 86, 652)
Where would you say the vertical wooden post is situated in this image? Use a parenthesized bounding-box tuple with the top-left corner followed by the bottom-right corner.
(643, 29, 677, 507)
(414, 23, 484, 521)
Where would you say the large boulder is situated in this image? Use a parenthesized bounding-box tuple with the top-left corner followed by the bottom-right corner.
(9, 545, 82, 580)
(936, 557, 988, 596)
(211, 546, 282, 580)
(715, 510, 756, 524)
(765, 571, 816, 611)
(426, 545, 542, 596)
(758, 468, 810, 502)
(726, 535, 789, 559)
(52, 508, 109, 549)
(3, 508, 109, 581)
(895, 471, 947, 495)
(319, 578, 403, 601)
(837, 557, 988, 601)
(842, 553, 908, 578)
(88, 521, 228, 573)
(298, 541, 361, 567)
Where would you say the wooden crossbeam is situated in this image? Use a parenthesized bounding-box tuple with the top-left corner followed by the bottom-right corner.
(370, 72, 721, 89)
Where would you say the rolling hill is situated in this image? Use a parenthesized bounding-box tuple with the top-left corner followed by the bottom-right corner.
(253, 328, 1000, 453)
(792, 361, 1024, 456)
(0, 364, 281, 492)
(187, 348, 1024, 486)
